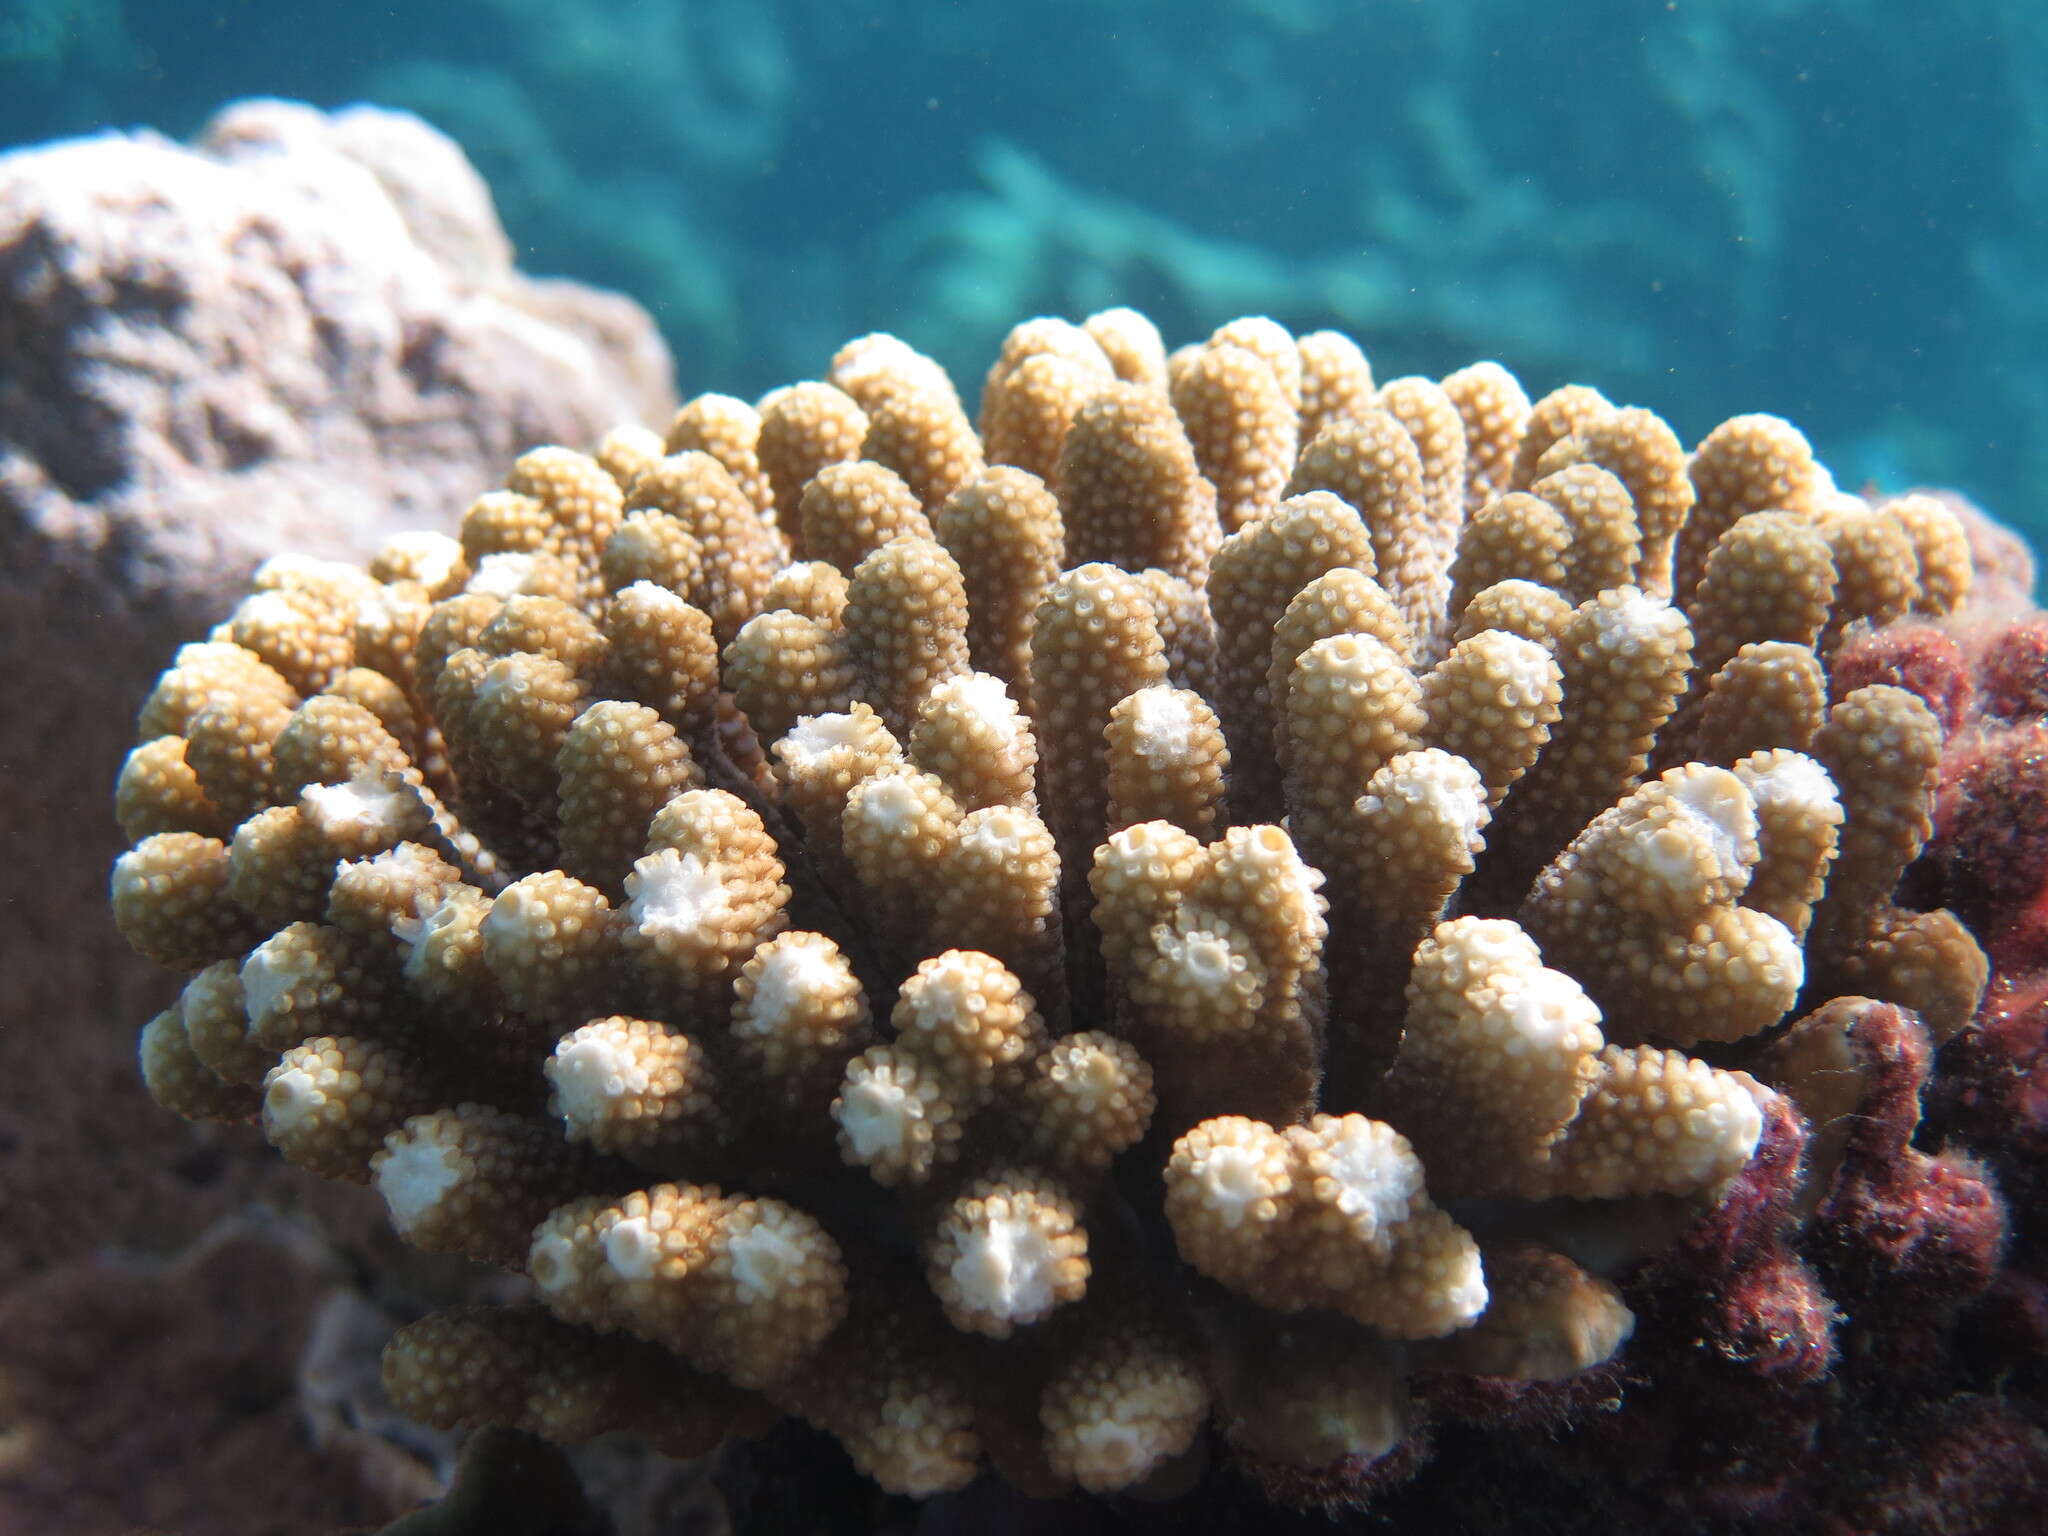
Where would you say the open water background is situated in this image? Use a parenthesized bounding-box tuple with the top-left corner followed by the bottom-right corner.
(4, 0, 2042, 538)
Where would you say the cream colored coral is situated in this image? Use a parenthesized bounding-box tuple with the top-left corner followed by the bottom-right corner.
(383, 1305, 762, 1459)
(1882, 492, 1974, 615)
(1808, 684, 1942, 948)
(1172, 341, 1299, 531)
(1295, 329, 1375, 444)
(756, 381, 869, 537)
(1488, 586, 1692, 884)
(1029, 563, 1167, 867)
(730, 930, 873, 1113)
(832, 1045, 963, 1187)
(1385, 917, 1764, 1201)
(506, 445, 627, 599)
(547, 1017, 722, 1163)
(554, 701, 700, 895)
(1733, 748, 1843, 940)
(1208, 491, 1375, 800)
(1681, 413, 1825, 599)
(226, 776, 422, 928)
(844, 534, 971, 739)
(839, 764, 964, 956)
(595, 422, 665, 493)
(1520, 764, 1805, 1045)
(831, 332, 960, 414)
(116, 735, 229, 843)
(140, 1005, 258, 1123)
(798, 459, 932, 575)
(1509, 383, 1612, 491)
(327, 840, 463, 943)
(1377, 375, 1468, 598)
(1441, 360, 1531, 513)
(982, 349, 1109, 483)
(1817, 502, 1919, 653)
(1058, 383, 1219, 587)
(1381, 918, 1604, 1196)
(543, 1182, 848, 1392)
(263, 1033, 438, 1183)
(862, 374, 986, 510)
(112, 832, 263, 968)
(931, 466, 1065, 712)
(1523, 1047, 1767, 1201)
(1678, 639, 1828, 767)
(1016, 1031, 1156, 1176)
(923, 1167, 1090, 1336)
(890, 949, 1046, 1108)
(770, 702, 904, 856)
(483, 869, 622, 1021)
(1283, 632, 1425, 873)
(119, 309, 1980, 1509)
(1418, 628, 1562, 809)
(723, 608, 857, 748)
(1547, 404, 1693, 597)
(1041, 1306, 1210, 1494)
(1531, 463, 1639, 603)
(1331, 748, 1492, 1009)
(1447, 493, 1570, 624)
(375, 1104, 603, 1266)
(175, 959, 268, 1087)
(600, 581, 721, 735)
(1106, 683, 1230, 838)
(625, 450, 783, 644)
(783, 1286, 980, 1496)
(1433, 1243, 1634, 1380)
(1082, 306, 1169, 389)
(665, 393, 771, 513)
(240, 919, 397, 1050)
(907, 670, 1038, 812)
(462, 649, 589, 811)
(1451, 577, 1573, 651)
(1095, 822, 1325, 1128)
(1164, 1112, 1486, 1338)
(624, 790, 789, 1010)
(760, 559, 851, 624)
(1287, 407, 1437, 649)
(1266, 569, 1413, 796)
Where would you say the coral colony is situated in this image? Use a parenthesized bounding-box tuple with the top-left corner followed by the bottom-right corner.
(110, 311, 2047, 1524)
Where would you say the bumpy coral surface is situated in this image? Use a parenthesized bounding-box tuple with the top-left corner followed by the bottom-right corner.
(110, 310, 2047, 1527)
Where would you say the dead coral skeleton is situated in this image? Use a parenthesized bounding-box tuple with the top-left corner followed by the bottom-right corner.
(112, 309, 2009, 1506)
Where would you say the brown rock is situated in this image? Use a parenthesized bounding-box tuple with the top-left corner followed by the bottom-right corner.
(0, 1216, 409, 1536)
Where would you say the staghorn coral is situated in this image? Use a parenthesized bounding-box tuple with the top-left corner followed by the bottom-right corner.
(108, 310, 2047, 1528)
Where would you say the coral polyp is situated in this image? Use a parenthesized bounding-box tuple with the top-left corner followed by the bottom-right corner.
(109, 309, 2047, 1525)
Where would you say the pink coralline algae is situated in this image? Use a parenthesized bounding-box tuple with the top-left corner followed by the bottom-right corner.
(1366, 606, 2048, 1536)
(1474, 602, 2048, 1536)
(1832, 622, 1975, 739)
(1976, 617, 2048, 723)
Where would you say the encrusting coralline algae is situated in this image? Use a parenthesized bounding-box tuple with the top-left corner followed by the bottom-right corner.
(109, 309, 2048, 1524)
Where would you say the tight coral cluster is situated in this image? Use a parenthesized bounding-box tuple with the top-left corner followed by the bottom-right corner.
(109, 310, 2045, 1522)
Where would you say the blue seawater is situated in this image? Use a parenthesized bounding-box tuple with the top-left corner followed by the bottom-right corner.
(4, 1, 2041, 539)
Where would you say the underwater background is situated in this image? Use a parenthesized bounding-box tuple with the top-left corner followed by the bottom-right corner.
(4, 0, 2041, 541)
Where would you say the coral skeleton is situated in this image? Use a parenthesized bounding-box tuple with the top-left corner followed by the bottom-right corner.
(110, 309, 2047, 1519)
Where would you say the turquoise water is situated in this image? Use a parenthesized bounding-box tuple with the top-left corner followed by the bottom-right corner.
(3, 0, 2041, 533)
